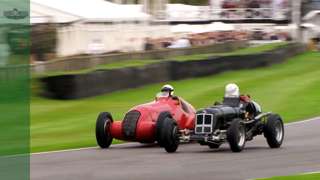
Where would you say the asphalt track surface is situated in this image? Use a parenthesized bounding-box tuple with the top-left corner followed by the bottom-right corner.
(31, 117, 320, 180)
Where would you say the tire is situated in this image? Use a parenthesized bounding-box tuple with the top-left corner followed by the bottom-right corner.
(96, 112, 113, 148)
(264, 114, 284, 148)
(227, 118, 246, 152)
(155, 112, 171, 147)
(208, 143, 220, 149)
(158, 116, 179, 153)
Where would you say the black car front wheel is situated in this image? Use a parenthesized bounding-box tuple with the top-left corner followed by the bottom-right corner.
(264, 114, 284, 148)
(227, 118, 246, 152)
(96, 112, 113, 148)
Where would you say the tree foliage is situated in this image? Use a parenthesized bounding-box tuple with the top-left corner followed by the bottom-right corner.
(31, 24, 57, 61)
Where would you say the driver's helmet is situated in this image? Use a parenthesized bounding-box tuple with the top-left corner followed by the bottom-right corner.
(161, 84, 174, 96)
(225, 83, 240, 98)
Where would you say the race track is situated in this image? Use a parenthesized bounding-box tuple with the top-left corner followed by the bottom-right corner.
(31, 117, 320, 180)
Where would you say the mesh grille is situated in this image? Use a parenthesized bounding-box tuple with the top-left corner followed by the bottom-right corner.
(122, 110, 141, 139)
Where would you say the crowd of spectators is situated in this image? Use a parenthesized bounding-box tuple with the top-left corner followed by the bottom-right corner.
(218, 0, 290, 20)
(250, 29, 292, 41)
(221, 0, 289, 9)
(144, 30, 291, 51)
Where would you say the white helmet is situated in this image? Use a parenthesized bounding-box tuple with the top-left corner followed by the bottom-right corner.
(161, 84, 174, 95)
(225, 83, 240, 98)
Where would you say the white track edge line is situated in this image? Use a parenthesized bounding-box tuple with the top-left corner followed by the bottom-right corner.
(301, 171, 320, 175)
(285, 116, 320, 126)
(31, 116, 320, 155)
(31, 142, 139, 155)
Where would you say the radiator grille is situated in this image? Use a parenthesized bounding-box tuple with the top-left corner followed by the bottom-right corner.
(122, 110, 141, 139)
(195, 114, 213, 134)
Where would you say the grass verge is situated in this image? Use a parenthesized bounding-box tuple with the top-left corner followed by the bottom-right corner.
(256, 172, 320, 180)
(34, 42, 287, 77)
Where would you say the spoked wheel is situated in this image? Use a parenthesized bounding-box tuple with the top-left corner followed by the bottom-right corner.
(227, 118, 246, 152)
(96, 112, 113, 148)
(264, 114, 284, 148)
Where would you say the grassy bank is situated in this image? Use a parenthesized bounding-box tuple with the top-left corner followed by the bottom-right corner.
(31, 51, 320, 152)
(35, 42, 287, 77)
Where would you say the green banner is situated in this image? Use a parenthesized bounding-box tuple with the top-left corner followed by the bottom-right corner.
(0, 0, 29, 179)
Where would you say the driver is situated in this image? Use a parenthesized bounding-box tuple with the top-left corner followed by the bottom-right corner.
(158, 84, 179, 100)
(161, 84, 174, 96)
(224, 83, 261, 117)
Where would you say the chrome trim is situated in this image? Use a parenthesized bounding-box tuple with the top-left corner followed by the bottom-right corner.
(254, 112, 272, 120)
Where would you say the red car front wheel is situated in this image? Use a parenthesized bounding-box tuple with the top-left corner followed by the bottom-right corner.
(96, 112, 114, 148)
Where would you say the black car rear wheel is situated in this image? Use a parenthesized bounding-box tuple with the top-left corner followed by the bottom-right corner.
(227, 118, 246, 152)
(264, 114, 284, 148)
(96, 112, 113, 148)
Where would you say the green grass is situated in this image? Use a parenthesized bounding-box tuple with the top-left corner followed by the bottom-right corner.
(34, 59, 159, 77)
(34, 42, 287, 77)
(173, 42, 288, 61)
(257, 173, 320, 180)
(31, 51, 320, 152)
(96, 59, 157, 69)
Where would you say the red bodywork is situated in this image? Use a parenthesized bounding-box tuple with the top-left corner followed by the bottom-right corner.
(110, 96, 196, 143)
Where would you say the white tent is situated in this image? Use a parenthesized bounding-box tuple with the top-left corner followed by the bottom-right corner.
(31, 2, 80, 24)
(207, 22, 235, 31)
(30, 0, 150, 24)
(166, 4, 206, 20)
(171, 24, 192, 33)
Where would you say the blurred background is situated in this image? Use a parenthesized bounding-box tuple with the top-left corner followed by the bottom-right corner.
(0, 0, 318, 64)
(25, 0, 319, 62)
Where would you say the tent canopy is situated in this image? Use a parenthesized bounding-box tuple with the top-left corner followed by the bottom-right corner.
(31, 0, 150, 24)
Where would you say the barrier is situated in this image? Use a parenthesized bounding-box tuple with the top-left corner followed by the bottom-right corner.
(41, 43, 306, 99)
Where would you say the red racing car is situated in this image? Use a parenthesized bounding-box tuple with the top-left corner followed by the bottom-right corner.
(95, 90, 196, 152)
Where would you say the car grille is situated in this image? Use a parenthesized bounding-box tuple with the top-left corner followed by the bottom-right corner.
(195, 114, 213, 134)
(122, 110, 141, 139)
